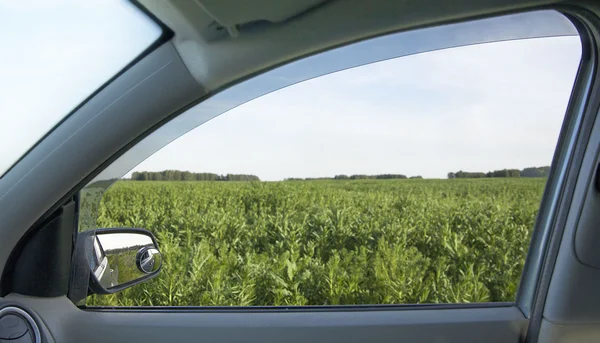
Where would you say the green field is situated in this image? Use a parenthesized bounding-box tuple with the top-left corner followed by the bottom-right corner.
(87, 178, 545, 306)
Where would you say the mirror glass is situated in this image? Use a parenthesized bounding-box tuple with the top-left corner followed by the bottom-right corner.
(89, 232, 162, 289)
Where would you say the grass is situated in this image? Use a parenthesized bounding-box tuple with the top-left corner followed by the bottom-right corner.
(86, 178, 545, 306)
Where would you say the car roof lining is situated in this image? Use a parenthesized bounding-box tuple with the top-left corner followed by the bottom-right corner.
(139, 0, 558, 91)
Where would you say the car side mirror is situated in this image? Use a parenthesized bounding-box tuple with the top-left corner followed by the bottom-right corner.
(75, 228, 162, 295)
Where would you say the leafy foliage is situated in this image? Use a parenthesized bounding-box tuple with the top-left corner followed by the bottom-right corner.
(520, 166, 551, 178)
(449, 166, 549, 179)
(88, 178, 545, 306)
(131, 170, 260, 181)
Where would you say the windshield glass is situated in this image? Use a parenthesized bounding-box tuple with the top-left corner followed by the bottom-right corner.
(0, 0, 161, 176)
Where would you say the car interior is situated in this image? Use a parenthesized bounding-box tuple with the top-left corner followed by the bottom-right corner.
(1, 0, 600, 342)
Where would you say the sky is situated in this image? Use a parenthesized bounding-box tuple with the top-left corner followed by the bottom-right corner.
(129, 36, 581, 180)
(0, 2, 582, 181)
(98, 233, 153, 251)
(0, 0, 160, 175)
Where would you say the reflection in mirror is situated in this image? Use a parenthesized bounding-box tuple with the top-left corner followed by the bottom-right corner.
(90, 232, 161, 290)
(136, 247, 161, 273)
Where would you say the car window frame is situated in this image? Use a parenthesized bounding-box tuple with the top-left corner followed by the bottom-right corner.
(74, 7, 594, 312)
(518, 7, 600, 340)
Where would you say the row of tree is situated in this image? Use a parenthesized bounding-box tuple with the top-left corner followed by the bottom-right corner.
(448, 166, 550, 179)
(131, 170, 260, 181)
(520, 166, 551, 177)
(285, 174, 423, 181)
(129, 166, 551, 182)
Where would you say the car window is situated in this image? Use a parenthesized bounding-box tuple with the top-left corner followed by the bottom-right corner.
(0, 0, 161, 177)
(83, 11, 581, 306)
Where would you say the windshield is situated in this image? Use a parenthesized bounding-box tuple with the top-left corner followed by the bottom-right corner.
(0, 0, 161, 176)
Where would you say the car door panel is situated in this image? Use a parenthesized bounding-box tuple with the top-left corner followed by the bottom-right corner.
(5, 294, 526, 343)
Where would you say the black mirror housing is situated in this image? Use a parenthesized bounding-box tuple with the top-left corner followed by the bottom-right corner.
(72, 228, 162, 298)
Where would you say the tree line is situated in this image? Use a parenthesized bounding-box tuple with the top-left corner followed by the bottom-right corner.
(285, 174, 423, 181)
(129, 166, 550, 182)
(448, 166, 550, 179)
(131, 170, 260, 181)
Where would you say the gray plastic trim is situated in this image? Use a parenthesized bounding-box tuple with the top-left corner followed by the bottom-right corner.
(573, 165, 600, 268)
(538, 318, 600, 342)
(540, 4, 600, 325)
(542, 104, 600, 323)
(143, 0, 577, 90)
(0, 306, 41, 343)
(6, 294, 527, 343)
(0, 42, 204, 278)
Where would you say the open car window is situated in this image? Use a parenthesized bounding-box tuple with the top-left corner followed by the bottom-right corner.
(78, 10, 582, 307)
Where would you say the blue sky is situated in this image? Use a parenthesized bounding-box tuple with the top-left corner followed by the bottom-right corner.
(129, 36, 580, 180)
(0, 2, 582, 181)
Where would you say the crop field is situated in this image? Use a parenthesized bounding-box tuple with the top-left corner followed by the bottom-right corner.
(87, 178, 545, 306)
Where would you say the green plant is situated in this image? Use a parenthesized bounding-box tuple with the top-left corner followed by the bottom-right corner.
(88, 178, 544, 306)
